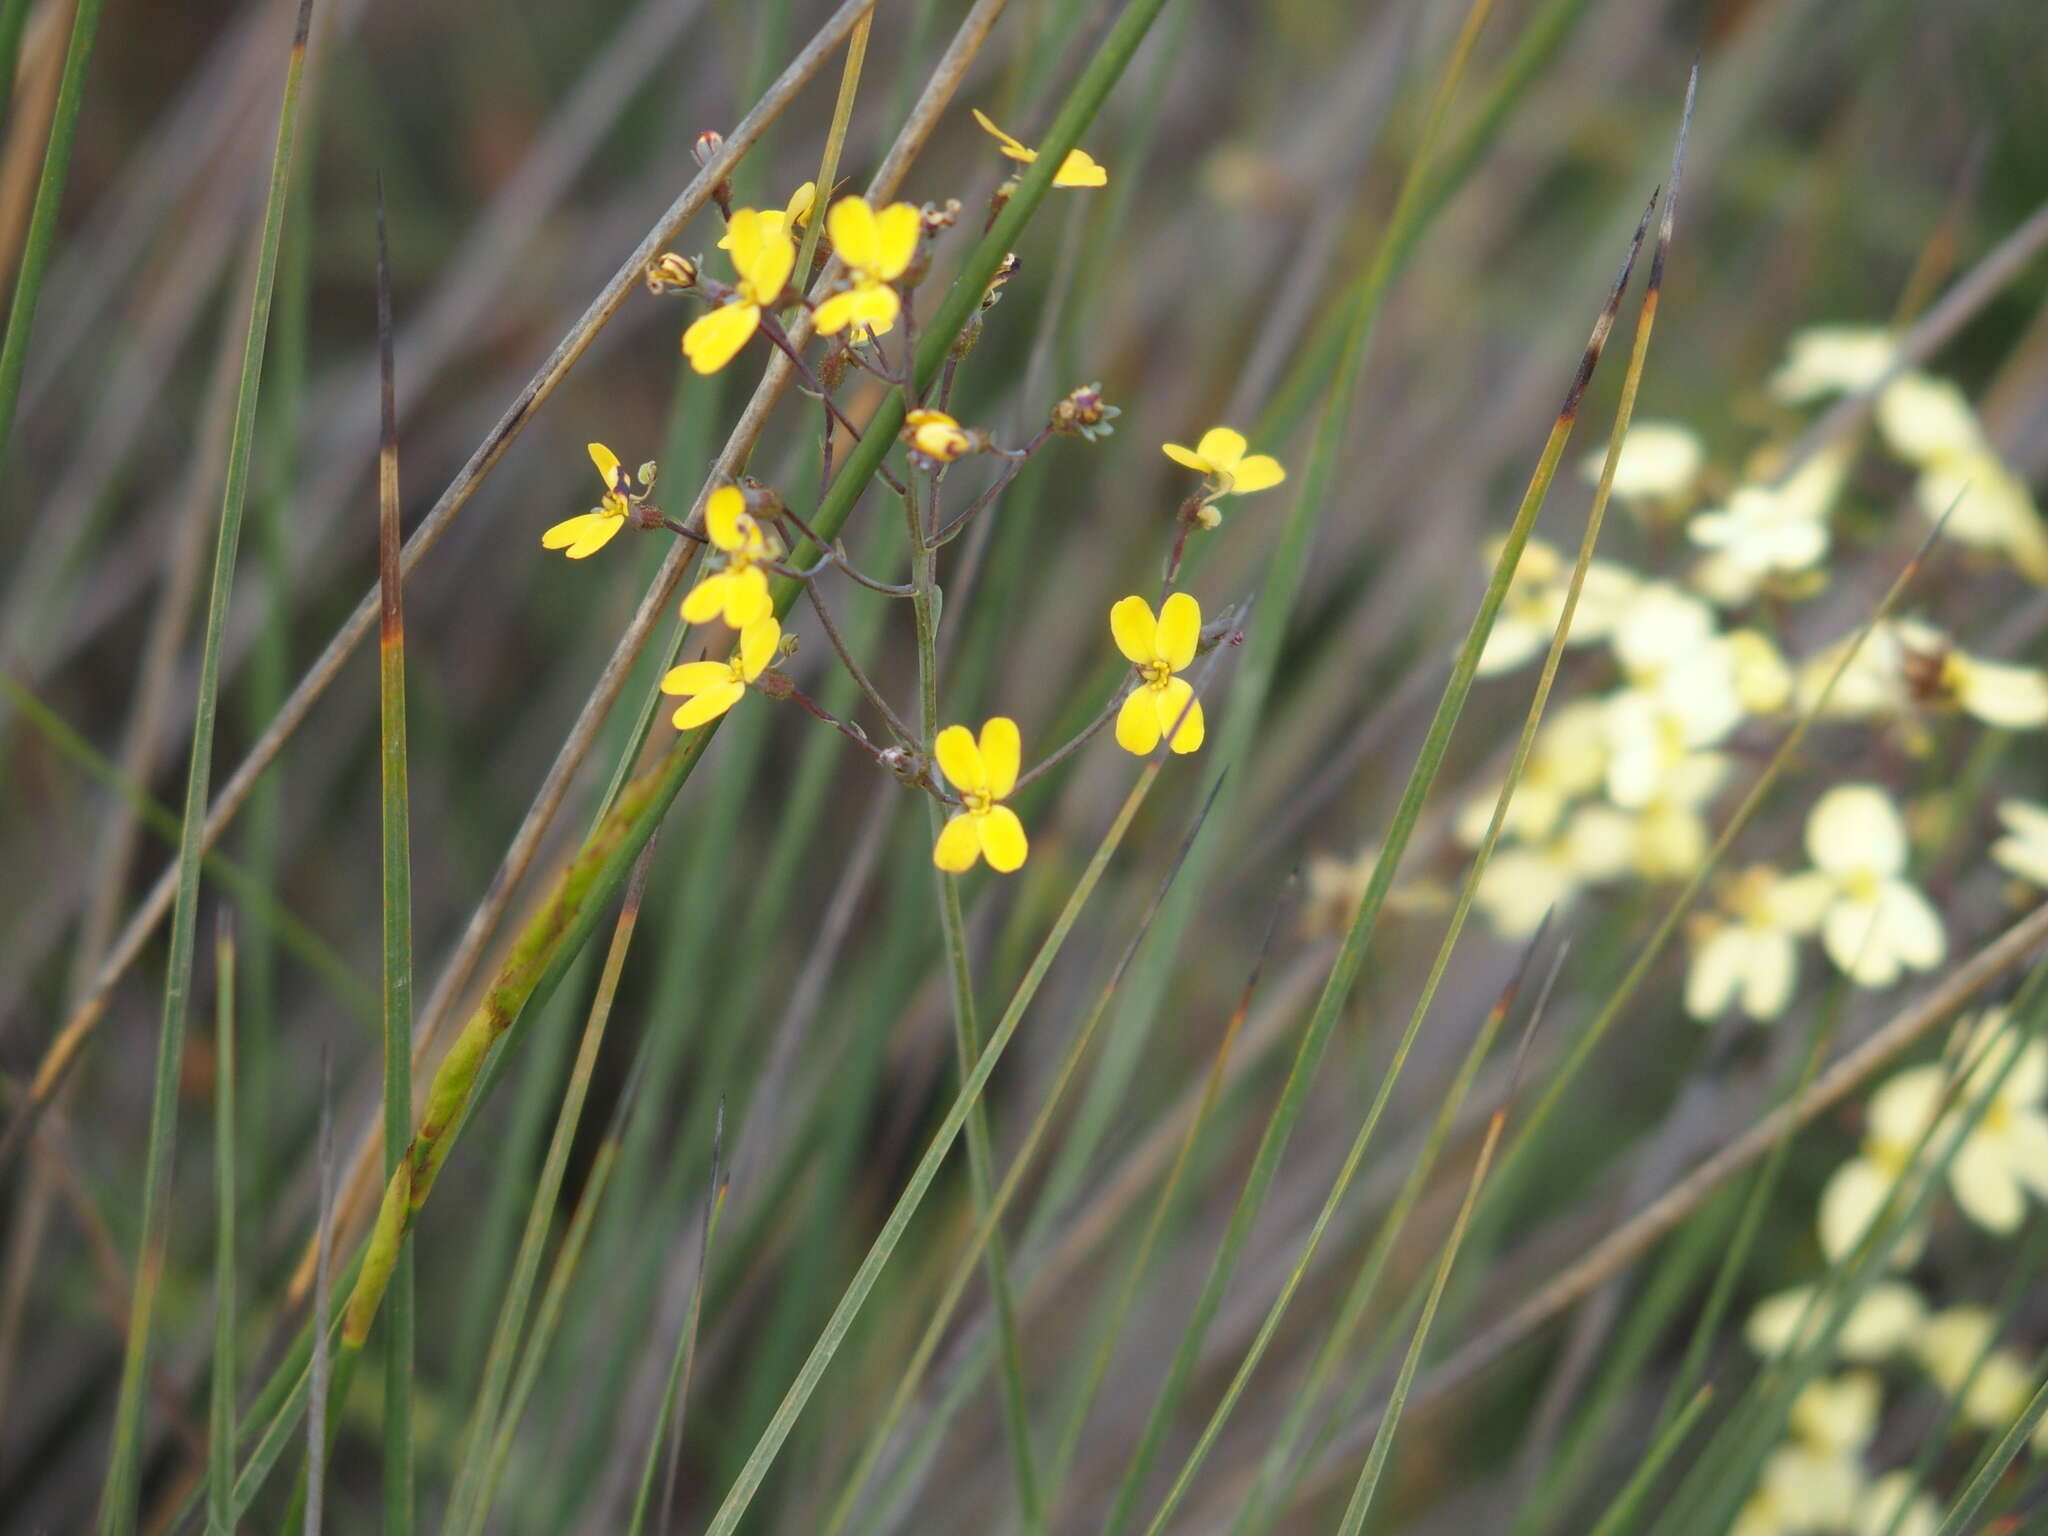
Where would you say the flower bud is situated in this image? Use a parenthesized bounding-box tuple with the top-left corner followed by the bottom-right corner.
(646, 252, 699, 294)
(1053, 381, 1120, 442)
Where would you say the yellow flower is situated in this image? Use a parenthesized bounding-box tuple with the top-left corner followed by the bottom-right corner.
(1454, 697, 1609, 847)
(542, 442, 640, 559)
(1746, 1281, 1926, 1363)
(1684, 863, 1832, 1023)
(1475, 537, 1639, 676)
(659, 615, 780, 730)
(1939, 1010, 2048, 1234)
(1992, 797, 2048, 888)
(1161, 426, 1286, 503)
(682, 208, 795, 374)
(932, 717, 1028, 873)
(1818, 1063, 1943, 1263)
(1110, 593, 1205, 755)
(813, 196, 920, 338)
(1915, 1307, 2039, 1433)
(1584, 419, 1704, 510)
(1804, 784, 1945, 989)
(902, 408, 972, 464)
(1769, 324, 1896, 404)
(1855, 1473, 1941, 1536)
(970, 107, 1107, 188)
(680, 485, 779, 629)
(717, 182, 814, 249)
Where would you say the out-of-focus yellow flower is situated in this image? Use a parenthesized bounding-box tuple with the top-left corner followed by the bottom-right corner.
(813, 196, 921, 337)
(933, 717, 1028, 873)
(1726, 628, 1794, 715)
(1769, 325, 1896, 404)
(1603, 585, 1741, 808)
(902, 408, 972, 465)
(682, 208, 795, 374)
(1914, 1307, 2038, 1432)
(1161, 426, 1286, 517)
(1939, 1010, 2048, 1234)
(1473, 804, 1635, 937)
(1454, 698, 1609, 847)
(1110, 593, 1205, 755)
(680, 485, 779, 629)
(1854, 1473, 1940, 1536)
(1805, 784, 1945, 989)
(1992, 798, 2048, 888)
(971, 107, 1107, 188)
(1476, 538, 1640, 676)
(1746, 1281, 1926, 1363)
(1818, 1063, 1943, 1263)
(1585, 419, 1705, 511)
(1627, 752, 1728, 880)
(1790, 1373, 1882, 1459)
(660, 615, 780, 730)
(543, 442, 641, 559)
(1877, 370, 2048, 580)
(718, 182, 815, 249)
(1733, 1374, 1881, 1536)
(1687, 446, 1848, 595)
(1684, 863, 1832, 1022)
(1893, 619, 2048, 730)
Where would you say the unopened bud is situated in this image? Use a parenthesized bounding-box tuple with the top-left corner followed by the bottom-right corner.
(980, 252, 1021, 311)
(921, 198, 963, 233)
(646, 252, 698, 294)
(1052, 381, 1120, 442)
(694, 131, 733, 214)
(637, 461, 659, 487)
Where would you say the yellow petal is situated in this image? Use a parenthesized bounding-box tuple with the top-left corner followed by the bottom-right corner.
(705, 484, 746, 549)
(1051, 148, 1107, 188)
(933, 813, 982, 872)
(675, 680, 745, 730)
(680, 572, 730, 625)
(1161, 441, 1209, 473)
(587, 442, 622, 489)
(542, 511, 611, 555)
(1155, 591, 1201, 670)
(811, 289, 864, 336)
(1152, 676, 1203, 753)
(1115, 688, 1161, 755)
(978, 805, 1029, 872)
(934, 724, 986, 795)
(1228, 454, 1285, 495)
(742, 226, 794, 302)
(1194, 426, 1247, 471)
(660, 660, 732, 696)
(979, 716, 1020, 799)
(1109, 594, 1158, 665)
(682, 302, 760, 374)
(872, 202, 922, 279)
(970, 107, 1032, 160)
(725, 208, 767, 277)
(826, 196, 878, 274)
(785, 180, 816, 227)
(723, 565, 774, 630)
(738, 614, 780, 680)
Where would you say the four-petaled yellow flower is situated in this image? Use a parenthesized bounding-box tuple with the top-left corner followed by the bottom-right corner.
(903, 408, 971, 464)
(682, 208, 795, 374)
(970, 108, 1107, 188)
(813, 196, 921, 338)
(1162, 426, 1286, 510)
(680, 485, 778, 629)
(718, 182, 814, 249)
(543, 443, 640, 559)
(660, 615, 780, 730)
(1110, 592, 1205, 755)
(933, 717, 1029, 873)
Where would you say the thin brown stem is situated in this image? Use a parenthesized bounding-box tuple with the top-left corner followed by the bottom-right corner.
(1012, 683, 1130, 794)
(802, 580, 916, 745)
(930, 426, 1053, 546)
(759, 312, 909, 495)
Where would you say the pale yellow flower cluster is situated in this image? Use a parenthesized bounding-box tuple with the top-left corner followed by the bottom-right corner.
(1734, 1009, 2048, 1528)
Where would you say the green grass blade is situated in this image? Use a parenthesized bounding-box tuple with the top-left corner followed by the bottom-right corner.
(0, 0, 106, 478)
(444, 839, 658, 1534)
(373, 185, 415, 1536)
(0, 671, 375, 1023)
(702, 736, 1181, 1536)
(0, 0, 32, 129)
(97, 5, 316, 1527)
(1580, 1386, 1715, 1536)
(207, 918, 238, 1535)
(628, 1101, 728, 1536)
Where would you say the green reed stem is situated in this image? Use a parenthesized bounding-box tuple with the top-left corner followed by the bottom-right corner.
(97, 7, 314, 1528)
(207, 920, 238, 1535)
(0, 0, 105, 480)
(373, 183, 416, 1536)
(1581, 1387, 1715, 1536)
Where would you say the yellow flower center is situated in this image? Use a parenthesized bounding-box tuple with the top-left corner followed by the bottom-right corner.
(1141, 660, 1173, 689)
(1842, 870, 1881, 904)
(961, 788, 993, 814)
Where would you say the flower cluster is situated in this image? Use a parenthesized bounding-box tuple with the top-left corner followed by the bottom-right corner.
(535, 115, 1288, 878)
(1733, 1009, 2048, 1531)
(1430, 326, 2048, 1028)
